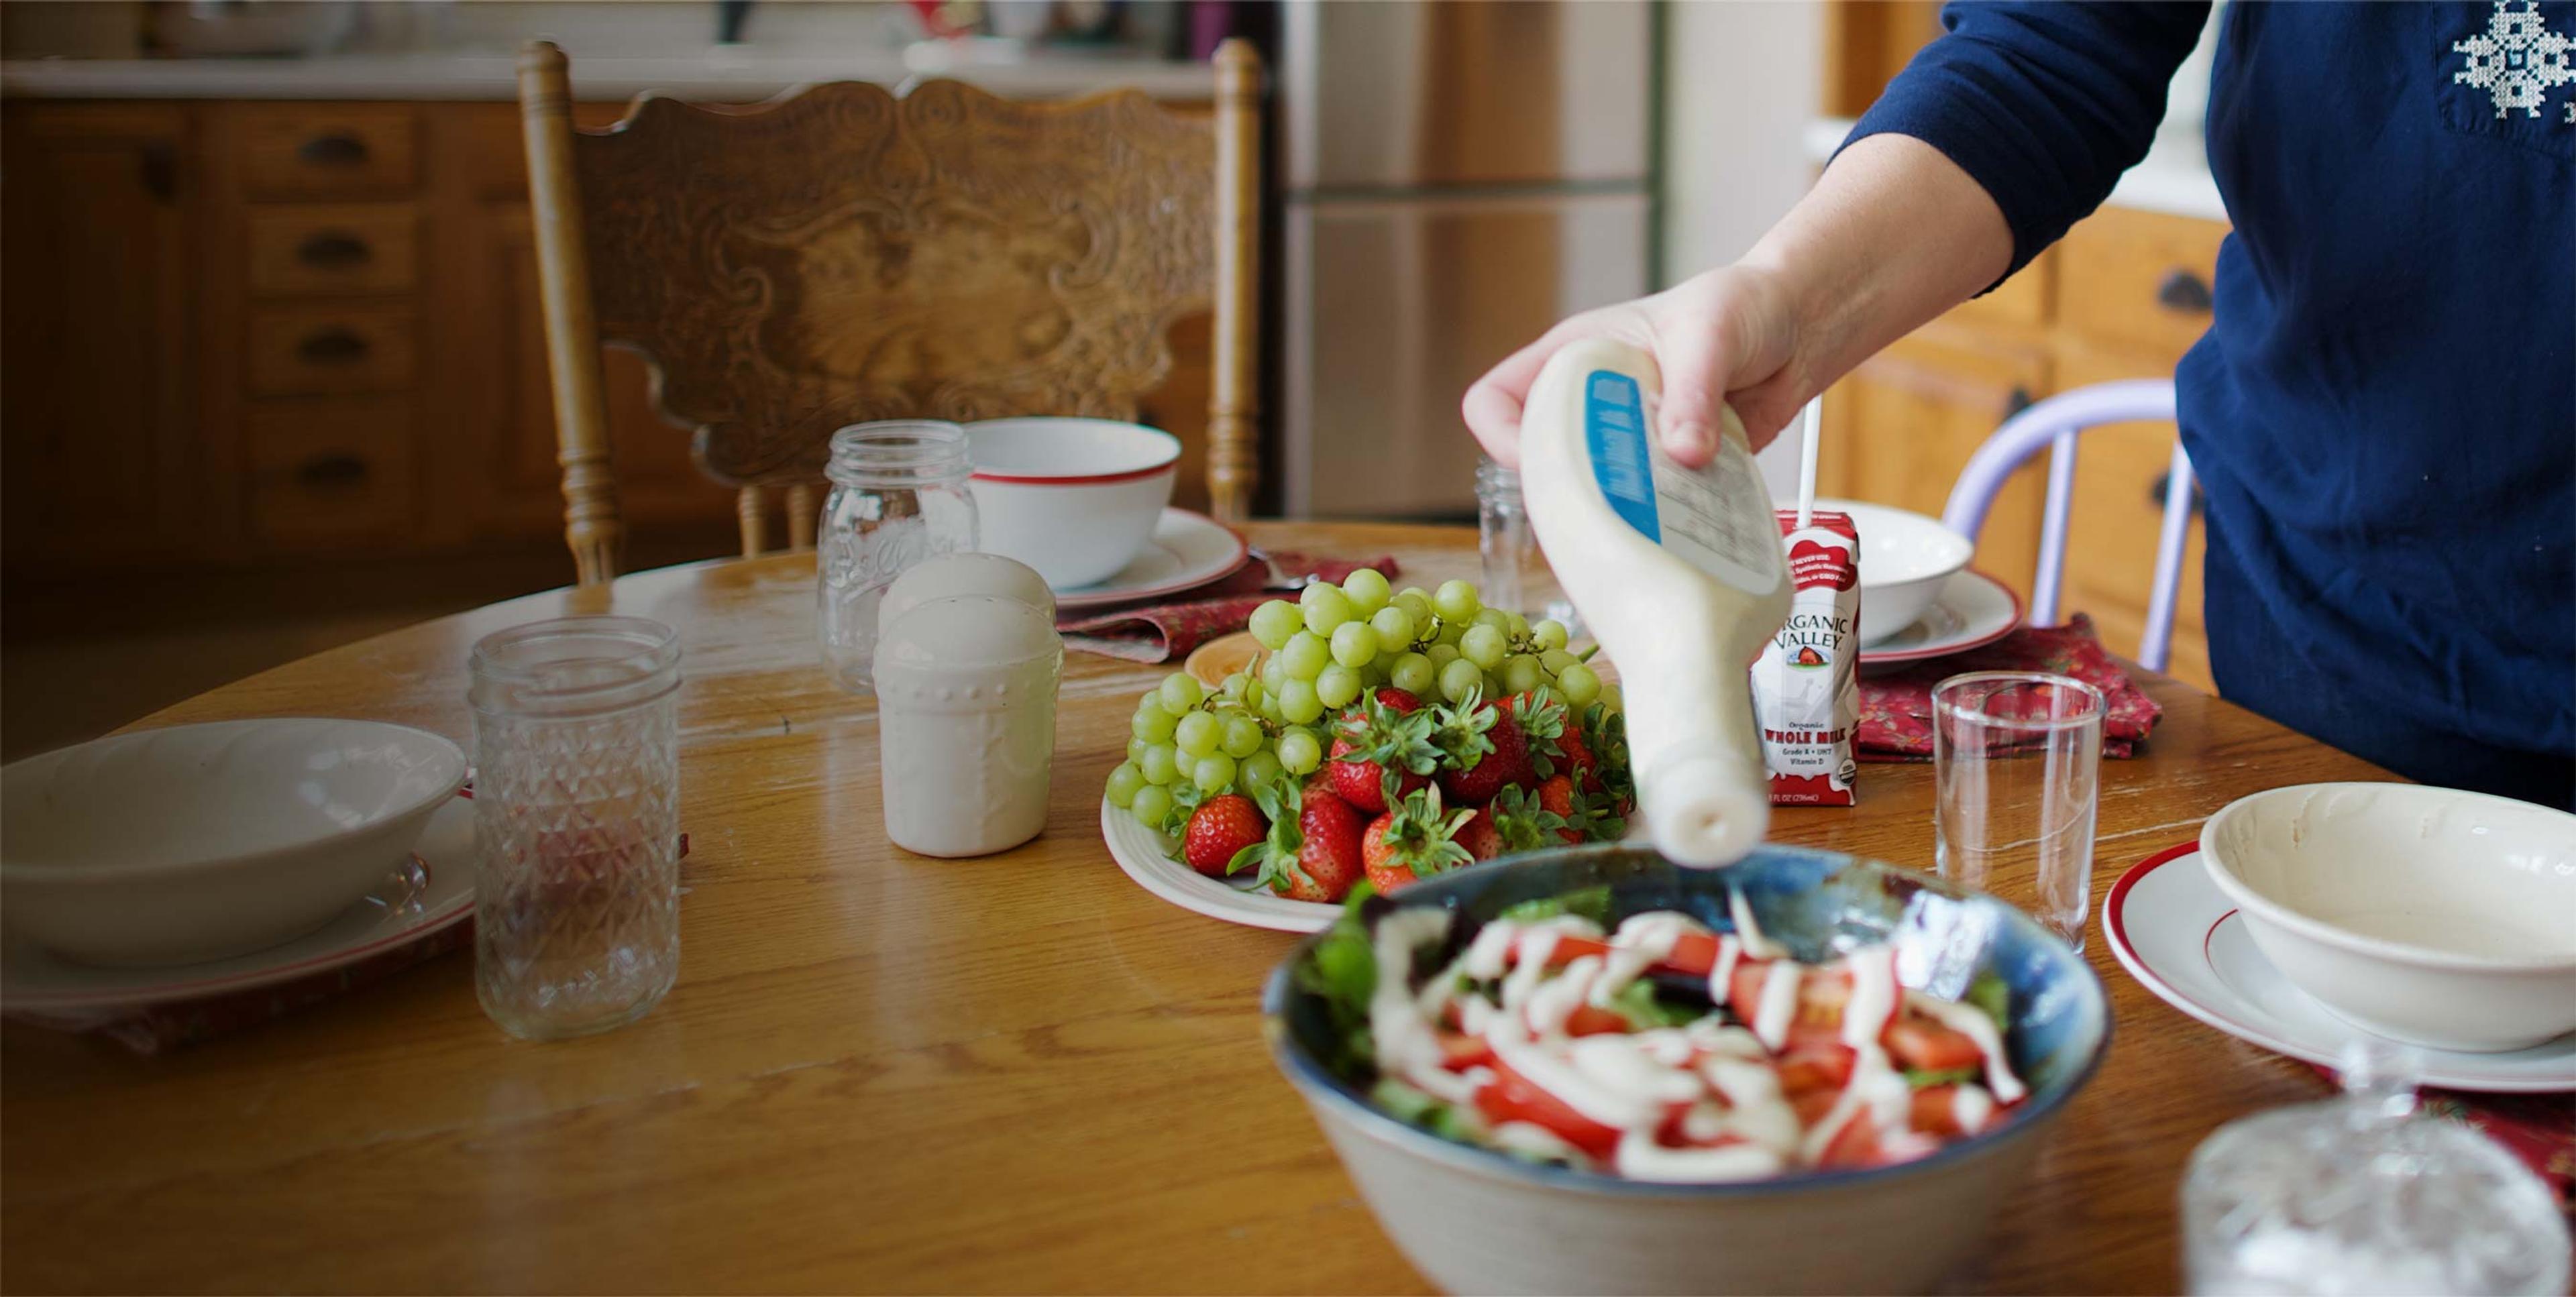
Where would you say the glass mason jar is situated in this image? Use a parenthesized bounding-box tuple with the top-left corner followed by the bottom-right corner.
(468, 616, 683, 1041)
(817, 420, 980, 695)
(1476, 457, 1580, 636)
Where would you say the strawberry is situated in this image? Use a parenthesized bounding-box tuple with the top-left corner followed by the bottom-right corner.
(1181, 794, 1268, 877)
(1456, 809, 1506, 861)
(1328, 688, 1442, 813)
(1577, 701, 1635, 809)
(1536, 775, 1584, 844)
(1246, 780, 1368, 903)
(1436, 691, 1534, 805)
(1483, 784, 1568, 856)
(1360, 786, 1475, 895)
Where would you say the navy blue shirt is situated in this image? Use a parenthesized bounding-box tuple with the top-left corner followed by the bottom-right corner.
(1849, 1, 2576, 804)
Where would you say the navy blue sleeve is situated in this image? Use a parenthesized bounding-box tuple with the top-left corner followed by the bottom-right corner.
(1842, 1, 2210, 285)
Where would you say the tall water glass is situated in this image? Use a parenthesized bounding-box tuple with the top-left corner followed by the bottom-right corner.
(1933, 671, 2103, 948)
(469, 616, 682, 1040)
(817, 420, 979, 695)
(1476, 458, 1579, 634)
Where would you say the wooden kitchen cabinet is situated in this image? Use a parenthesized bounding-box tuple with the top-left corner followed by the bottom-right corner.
(1, 103, 203, 569)
(1819, 328, 2051, 603)
(2, 94, 1218, 585)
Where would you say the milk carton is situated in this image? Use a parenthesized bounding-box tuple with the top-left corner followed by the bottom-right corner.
(1753, 511, 1860, 805)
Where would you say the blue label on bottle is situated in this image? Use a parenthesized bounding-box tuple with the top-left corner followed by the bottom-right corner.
(1583, 370, 1660, 541)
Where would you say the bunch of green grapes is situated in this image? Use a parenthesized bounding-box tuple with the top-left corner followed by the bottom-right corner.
(1102, 570, 1620, 835)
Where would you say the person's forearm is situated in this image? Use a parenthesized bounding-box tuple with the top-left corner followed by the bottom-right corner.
(1737, 133, 2013, 407)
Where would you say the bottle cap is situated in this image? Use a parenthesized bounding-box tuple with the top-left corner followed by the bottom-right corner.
(1641, 748, 1768, 868)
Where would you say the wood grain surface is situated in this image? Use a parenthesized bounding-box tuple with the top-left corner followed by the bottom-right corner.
(1, 522, 2406, 1294)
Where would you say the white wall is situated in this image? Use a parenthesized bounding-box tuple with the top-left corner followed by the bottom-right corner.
(1659, 0, 1825, 497)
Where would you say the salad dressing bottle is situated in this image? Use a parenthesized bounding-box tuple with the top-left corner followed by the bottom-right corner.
(1517, 339, 1791, 867)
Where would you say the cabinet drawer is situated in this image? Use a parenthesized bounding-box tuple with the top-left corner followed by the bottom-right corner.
(246, 399, 417, 545)
(2057, 208, 2229, 360)
(248, 306, 417, 396)
(235, 105, 419, 200)
(248, 205, 418, 297)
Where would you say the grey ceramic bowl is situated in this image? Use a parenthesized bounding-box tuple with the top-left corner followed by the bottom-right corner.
(1263, 843, 2110, 1296)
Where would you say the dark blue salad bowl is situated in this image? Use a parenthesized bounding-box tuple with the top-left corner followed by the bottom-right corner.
(1262, 842, 2111, 1296)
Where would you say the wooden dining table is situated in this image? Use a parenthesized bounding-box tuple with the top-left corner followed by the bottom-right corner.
(1, 521, 2406, 1294)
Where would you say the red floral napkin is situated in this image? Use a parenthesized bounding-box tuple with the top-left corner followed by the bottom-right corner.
(1058, 551, 1400, 663)
(1856, 614, 2163, 760)
(2306, 1064, 2576, 1212)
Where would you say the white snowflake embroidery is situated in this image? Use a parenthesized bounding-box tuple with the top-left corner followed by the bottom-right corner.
(2453, 1, 2576, 119)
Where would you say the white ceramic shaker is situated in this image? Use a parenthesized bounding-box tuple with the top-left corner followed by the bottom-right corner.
(873, 583, 1062, 858)
(877, 551, 1057, 630)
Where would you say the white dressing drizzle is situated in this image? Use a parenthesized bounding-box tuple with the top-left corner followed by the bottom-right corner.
(1614, 1128, 1785, 1182)
(1728, 887, 1792, 960)
(1525, 954, 1603, 1036)
(1752, 960, 1803, 1051)
(1369, 907, 1483, 1104)
(1952, 1082, 1994, 1134)
(1902, 990, 2027, 1103)
(1708, 934, 1743, 1005)
(1489, 1031, 1659, 1129)
(1491, 1121, 1592, 1168)
(1564, 1034, 1701, 1107)
(1684, 1019, 1770, 1060)
(1591, 911, 1695, 1007)
(1362, 905, 2023, 1184)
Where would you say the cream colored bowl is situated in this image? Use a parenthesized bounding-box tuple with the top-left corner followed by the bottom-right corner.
(965, 418, 1179, 589)
(1815, 498, 1976, 645)
(2200, 783, 2576, 1053)
(1, 719, 468, 966)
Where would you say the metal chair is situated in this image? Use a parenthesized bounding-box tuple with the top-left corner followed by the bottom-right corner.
(1938, 378, 2196, 672)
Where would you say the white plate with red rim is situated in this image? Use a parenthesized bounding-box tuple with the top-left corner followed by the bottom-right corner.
(0, 796, 475, 1014)
(1055, 509, 1250, 612)
(2104, 842, 2576, 1092)
(1858, 569, 2023, 668)
(1100, 797, 1336, 932)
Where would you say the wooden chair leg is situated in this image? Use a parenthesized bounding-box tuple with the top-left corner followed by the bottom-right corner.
(786, 482, 818, 552)
(1208, 38, 1264, 524)
(737, 485, 767, 559)
(519, 40, 625, 585)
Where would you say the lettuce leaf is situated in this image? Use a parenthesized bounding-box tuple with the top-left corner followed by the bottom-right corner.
(1295, 894, 1380, 1076)
(1495, 884, 1614, 928)
(1901, 1066, 1981, 1089)
(1606, 978, 1705, 1030)
(1964, 969, 2011, 1033)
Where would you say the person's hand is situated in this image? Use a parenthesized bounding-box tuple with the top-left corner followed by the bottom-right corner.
(1461, 262, 1807, 469)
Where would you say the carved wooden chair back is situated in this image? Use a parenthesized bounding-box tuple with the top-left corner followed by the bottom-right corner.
(517, 40, 1263, 584)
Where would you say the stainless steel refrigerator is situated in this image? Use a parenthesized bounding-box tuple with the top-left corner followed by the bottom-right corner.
(1278, 0, 1656, 518)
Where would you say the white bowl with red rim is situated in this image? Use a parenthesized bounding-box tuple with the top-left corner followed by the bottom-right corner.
(965, 418, 1181, 589)
(1817, 498, 1977, 645)
(2199, 783, 2576, 1053)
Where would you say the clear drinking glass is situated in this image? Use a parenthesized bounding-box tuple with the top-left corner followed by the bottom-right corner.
(468, 616, 683, 1041)
(1932, 671, 2103, 948)
(2182, 1043, 2571, 1296)
(1476, 458, 1580, 634)
(817, 420, 979, 695)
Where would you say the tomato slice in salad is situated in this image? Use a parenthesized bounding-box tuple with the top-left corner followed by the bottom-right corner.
(1473, 1057, 1624, 1160)
(1886, 1019, 1984, 1073)
(1527, 932, 1725, 978)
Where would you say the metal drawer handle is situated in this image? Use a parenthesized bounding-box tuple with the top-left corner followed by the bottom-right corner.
(297, 453, 370, 488)
(296, 232, 372, 268)
(2155, 270, 2214, 313)
(298, 133, 370, 167)
(296, 327, 371, 365)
